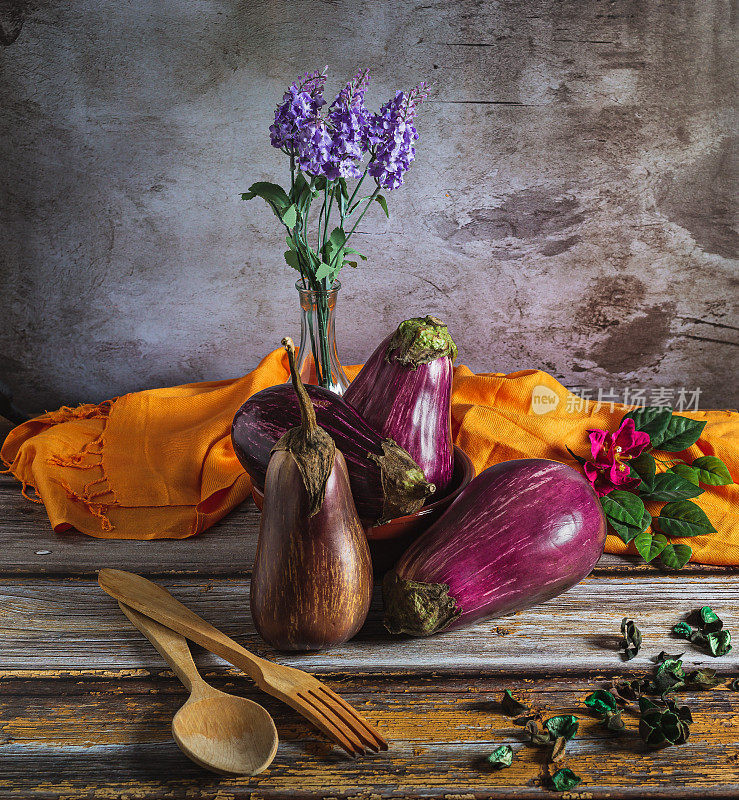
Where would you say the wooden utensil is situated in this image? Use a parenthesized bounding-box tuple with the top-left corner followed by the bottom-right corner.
(118, 601, 278, 775)
(99, 569, 388, 757)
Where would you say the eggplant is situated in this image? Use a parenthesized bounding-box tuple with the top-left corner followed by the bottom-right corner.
(232, 382, 434, 526)
(383, 459, 607, 636)
(250, 338, 372, 651)
(344, 316, 456, 492)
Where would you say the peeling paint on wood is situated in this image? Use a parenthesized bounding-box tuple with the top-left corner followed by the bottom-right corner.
(0, 676, 737, 797)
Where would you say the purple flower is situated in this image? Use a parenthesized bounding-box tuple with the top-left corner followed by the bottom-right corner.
(269, 69, 327, 151)
(326, 70, 372, 179)
(368, 83, 427, 190)
(295, 117, 334, 176)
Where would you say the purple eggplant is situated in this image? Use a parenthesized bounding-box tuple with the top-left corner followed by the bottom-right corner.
(251, 338, 372, 651)
(344, 316, 457, 492)
(383, 459, 607, 636)
(232, 383, 435, 526)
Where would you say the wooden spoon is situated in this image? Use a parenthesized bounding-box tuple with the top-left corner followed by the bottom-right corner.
(119, 602, 278, 775)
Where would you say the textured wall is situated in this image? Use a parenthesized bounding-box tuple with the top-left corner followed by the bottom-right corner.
(0, 0, 736, 415)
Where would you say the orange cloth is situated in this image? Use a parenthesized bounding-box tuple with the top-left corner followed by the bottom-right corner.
(2, 352, 737, 564)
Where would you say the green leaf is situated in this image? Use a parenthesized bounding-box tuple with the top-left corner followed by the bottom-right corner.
(669, 464, 699, 485)
(241, 181, 291, 211)
(343, 247, 367, 260)
(621, 617, 642, 661)
(324, 226, 347, 266)
(584, 689, 618, 717)
(314, 261, 333, 281)
(654, 658, 686, 695)
(566, 446, 587, 467)
(600, 491, 646, 529)
(699, 605, 723, 634)
(658, 416, 707, 452)
(549, 768, 581, 792)
(622, 407, 672, 448)
(544, 715, 579, 741)
(285, 234, 296, 249)
(486, 744, 513, 770)
(691, 455, 733, 486)
(634, 531, 667, 562)
(281, 203, 297, 228)
(672, 621, 700, 642)
(343, 260, 358, 269)
(640, 472, 704, 502)
(630, 453, 656, 490)
(706, 630, 732, 657)
(374, 193, 390, 218)
(657, 501, 716, 538)
(283, 250, 301, 271)
(291, 171, 310, 201)
(609, 507, 651, 544)
(659, 543, 692, 570)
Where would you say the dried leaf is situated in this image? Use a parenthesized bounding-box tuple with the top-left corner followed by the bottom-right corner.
(524, 719, 553, 746)
(549, 768, 582, 791)
(706, 629, 732, 657)
(699, 605, 723, 634)
(621, 617, 642, 660)
(656, 651, 684, 662)
(550, 736, 567, 764)
(584, 689, 624, 730)
(638, 697, 692, 747)
(544, 715, 579, 741)
(501, 689, 530, 717)
(686, 668, 724, 689)
(654, 658, 686, 695)
(672, 621, 701, 643)
(486, 744, 513, 770)
(609, 679, 645, 706)
(585, 689, 618, 717)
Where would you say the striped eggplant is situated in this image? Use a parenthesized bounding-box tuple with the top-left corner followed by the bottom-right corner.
(232, 382, 435, 526)
(251, 338, 372, 651)
(383, 459, 607, 636)
(343, 316, 456, 492)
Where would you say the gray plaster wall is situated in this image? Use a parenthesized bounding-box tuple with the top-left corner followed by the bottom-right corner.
(0, 0, 736, 416)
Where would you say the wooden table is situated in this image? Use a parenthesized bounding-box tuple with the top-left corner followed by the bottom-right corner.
(1, 469, 737, 799)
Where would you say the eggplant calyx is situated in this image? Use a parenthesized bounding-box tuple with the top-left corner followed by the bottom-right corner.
(273, 338, 336, 516)
(386, 315, 458, 368)
(369, 439, 435, 524)
(382, 571, 460, 636)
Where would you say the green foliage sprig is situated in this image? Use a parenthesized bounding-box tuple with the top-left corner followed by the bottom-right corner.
(578, 406, 734, 570)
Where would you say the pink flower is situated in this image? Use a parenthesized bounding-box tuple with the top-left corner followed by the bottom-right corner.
(583, 418, 651, 496)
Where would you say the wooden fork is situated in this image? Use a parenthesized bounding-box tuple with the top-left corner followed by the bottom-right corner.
(98, 568, 388, 757)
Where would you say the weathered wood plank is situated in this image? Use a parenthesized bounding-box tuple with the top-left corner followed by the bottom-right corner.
(1, 576, 736, 674)
(1, 676, 737, 798)
(0, 477, 731, 576)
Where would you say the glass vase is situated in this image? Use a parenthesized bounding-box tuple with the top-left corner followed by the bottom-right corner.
(294, 280, 350, 395)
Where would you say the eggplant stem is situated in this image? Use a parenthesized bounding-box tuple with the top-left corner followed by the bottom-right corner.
(283, 337, 318, 434)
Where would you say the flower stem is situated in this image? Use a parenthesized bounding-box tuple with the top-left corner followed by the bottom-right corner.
(344, 186, 380, 244)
